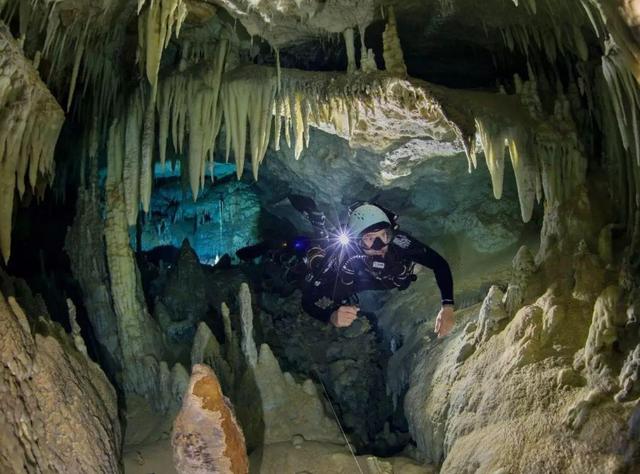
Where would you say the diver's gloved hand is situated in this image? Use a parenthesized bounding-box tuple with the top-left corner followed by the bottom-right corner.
(330, 305, 358, 328)
(288, 194, 318, 214)
(435, 305, 455, 338)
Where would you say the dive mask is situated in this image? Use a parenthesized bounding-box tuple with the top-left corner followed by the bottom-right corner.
(360, 228, 393, 250)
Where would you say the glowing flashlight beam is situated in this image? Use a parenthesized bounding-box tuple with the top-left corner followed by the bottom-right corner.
(338, 232, 350, 246)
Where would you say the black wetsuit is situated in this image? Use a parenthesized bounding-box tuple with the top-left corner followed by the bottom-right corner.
(301, 229, 455, 323)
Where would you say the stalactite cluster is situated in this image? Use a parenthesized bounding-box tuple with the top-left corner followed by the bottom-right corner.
(1, 0, 129, 133)
(506, 0, 640, 254)
(107, 59, 464, 218)
(473, 79, 586, 223)
(108, 39, 228, 226)
(0, 22, 64, 263)
(137, 0, 188, 91)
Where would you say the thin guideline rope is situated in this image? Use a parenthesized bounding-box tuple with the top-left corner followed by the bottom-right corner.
(312, 367, 365, 474)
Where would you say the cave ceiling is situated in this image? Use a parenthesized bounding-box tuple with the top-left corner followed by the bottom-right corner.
(1, 0, 639, 264)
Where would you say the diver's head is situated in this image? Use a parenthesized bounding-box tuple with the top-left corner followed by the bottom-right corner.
(348, 203, 394, 256)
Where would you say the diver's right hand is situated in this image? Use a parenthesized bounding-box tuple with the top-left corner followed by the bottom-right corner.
(330, 306, 358, 327)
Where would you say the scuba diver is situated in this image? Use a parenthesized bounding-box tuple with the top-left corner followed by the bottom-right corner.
(292, 195, 455, 337)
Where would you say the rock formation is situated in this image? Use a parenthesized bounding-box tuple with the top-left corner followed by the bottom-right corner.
(172, 363, 249, 474)
(0, 22, 64, 263)
(0, 0, 639, 472)
(0, 272, 121, 473)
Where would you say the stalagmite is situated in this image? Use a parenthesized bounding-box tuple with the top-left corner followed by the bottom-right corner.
(382, 6, 407, 77)
(172, 364, 249, 474)
(344, 28, 356, 73)
(67, 298, 88, 357)
(0, 21, 64, 263)
(239, 282, 257, 368)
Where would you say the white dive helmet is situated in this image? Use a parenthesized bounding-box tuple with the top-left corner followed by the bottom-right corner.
(348, 203, 391, 237)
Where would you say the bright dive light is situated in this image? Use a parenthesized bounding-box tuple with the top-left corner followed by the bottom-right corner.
(337, 232, 350, 246)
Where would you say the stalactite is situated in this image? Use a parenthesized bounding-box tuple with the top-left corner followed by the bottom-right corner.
(474, 76, 588, 224)
(66, 18, 90, 112)
(475, 118, 506, 198)
(506, 132, 538, 222)
(599, 43, 640, 240)
(124, 89, 144, 226)
(138, 0, 188, 91)
(186, 40, 228, 196)
(221, 64, 277, 179)
(216, 64, 462, 176)
(0, 22, 64, 263)
(140, 86, 157, 213)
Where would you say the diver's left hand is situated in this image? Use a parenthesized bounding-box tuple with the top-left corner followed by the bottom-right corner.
(435, 305, 455, 338)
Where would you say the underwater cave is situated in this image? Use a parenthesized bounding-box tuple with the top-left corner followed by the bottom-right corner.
(1, 0, 639, 473)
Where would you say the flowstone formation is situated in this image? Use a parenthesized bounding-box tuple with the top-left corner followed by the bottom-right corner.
(377, 229, 639, 471)
(0, 270, 121, 473)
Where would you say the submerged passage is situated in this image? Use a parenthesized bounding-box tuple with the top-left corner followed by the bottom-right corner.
(0, 1, 639, 473)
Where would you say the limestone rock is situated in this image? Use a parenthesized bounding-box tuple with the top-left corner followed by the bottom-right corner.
(0, 290, 121, 473)
(65, 186, 123, 380)
(456, 321, 477, 363)
(557, 368, 586, 388)
(191, 321, 234, 394)
(206, 0, 375, 48)
(254, 343, 343, 445)
(503, 245, 536, 315)
(172, 364, 249, 474)
(391, 283, 632, 472)
(503, 304, 545, 369)
(616, 344, 640, 402)
(474, 285, 508, 344)
(572, 240, 606, 303)
(583, 286, 626, 393)
(250, 440, 435, 474)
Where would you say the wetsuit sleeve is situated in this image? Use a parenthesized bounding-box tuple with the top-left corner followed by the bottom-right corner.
(402, 235, 454, 306)
(301, 287, 335, 323)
